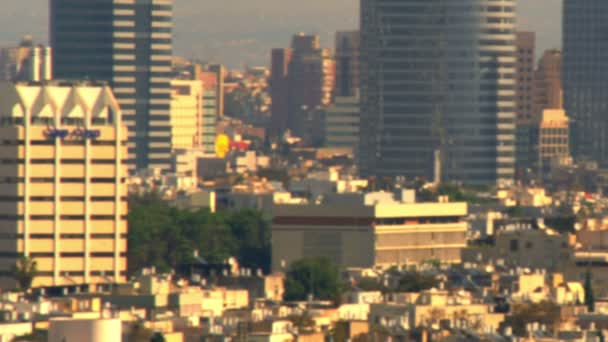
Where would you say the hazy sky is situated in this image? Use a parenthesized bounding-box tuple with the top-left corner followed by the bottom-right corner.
(1, 0, 562, 67)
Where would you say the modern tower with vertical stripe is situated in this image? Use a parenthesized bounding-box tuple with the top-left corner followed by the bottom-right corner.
(50, 0, 173, 172)
(563, 0, 608, 165)
(359, 0, 516, 186)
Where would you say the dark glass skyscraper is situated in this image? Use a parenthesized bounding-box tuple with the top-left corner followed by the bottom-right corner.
(563, 0, 608, 165)
(50, 0, 173, 172)
(359, 0, 516, 186)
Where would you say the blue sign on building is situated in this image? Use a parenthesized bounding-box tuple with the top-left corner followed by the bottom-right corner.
(45, 128, 101, 140)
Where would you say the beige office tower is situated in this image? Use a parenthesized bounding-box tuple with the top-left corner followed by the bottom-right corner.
(0, 80, 127, 289)
(539, 109, 570, 170)
(170, 80, 203, 150)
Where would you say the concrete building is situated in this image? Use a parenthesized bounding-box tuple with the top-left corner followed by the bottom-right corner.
(200, 72, 219, 154)
(288, 34, 336, 138)
(51, 0, 174, 172)
(335, 31, 360, 97)
(324, 95, 360, 152)
(48, 318, 121, 342)
(359, 0, 516, 186)
(0, 37, 52, 82)
(534, 49, 563, 117)
(516, 32, 536, 124)
(563, 0, 608, 165)
(207, 64, 225, 118)
(463, 227, 571, 272)
(272, 195, 467, 271)
(170, 80, 203, 151)
(0, 81, 127, 288)
(270, 48, 292, 137)
(270, 34, 336, 139)
(539, 109, 571, 175)
(515, 32, 537, 178)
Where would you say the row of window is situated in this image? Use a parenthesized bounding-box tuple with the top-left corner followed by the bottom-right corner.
(0, 270, 127, 277)
(0, 233, 126, 240)
(0, 159, 123, 165)
(0, 215, 127, 220)
(0, 196, 126, 202)
(0, 178, 124, 184)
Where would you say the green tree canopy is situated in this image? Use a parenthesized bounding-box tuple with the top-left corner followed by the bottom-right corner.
(504, 301, 562, 337)
(284, 257, 344, 303)
(12, 255, 38, 290)
(127, 192, 271, 275)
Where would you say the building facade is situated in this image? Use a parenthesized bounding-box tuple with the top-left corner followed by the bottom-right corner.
(359, 0, 516, 186)
(335, 31, 360, 97)
(563, 0, 608, 165)
(0, 37, 52, 82)
(270, 34, 336, 139)
(324, 95, 360, 151)
(170, 80, 203, 151)
(515, 32, 536, 179)
(50, 0, 173, 172)
(207, 64, 225, 119)
(270, 48, 292, 138)
(534, 49, 563, 116)
(272, 199, 467, 270)
(287, 34, 336, 138)
(515, 32, 536, 124)
(0, 81, 127, 288)
(200, 72, 219, 154)
(538, 109, 570, 175)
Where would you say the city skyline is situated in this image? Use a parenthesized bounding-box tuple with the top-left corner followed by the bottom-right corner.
(1, 0, 561, 67)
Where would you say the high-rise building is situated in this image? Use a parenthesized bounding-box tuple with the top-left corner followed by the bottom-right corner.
(270, 34, 336, 139)
(359, 1, 517, 186)
(200, 72, 219, 154)
(563, 0, 608, 165)
(534, 49, 563, 117)
(287, 34, 335, 137)
(515, 32, 536, 124)
(207, 64, 225, 118)
(50, 0, 173, 172)
(324, 95, 360, 152)
(335, 31, 360, 97)
(514, 32, 536, 179)
(170, 80, 203, 151)
(0, 37, 52, 82)
(538, 109, 571, 176)
(0, 81, 127, 288)
(270, 48, 292, 137)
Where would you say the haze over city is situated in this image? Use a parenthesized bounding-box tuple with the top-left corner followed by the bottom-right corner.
(2, 0, 561, 66)
(4, 0, 608, 341)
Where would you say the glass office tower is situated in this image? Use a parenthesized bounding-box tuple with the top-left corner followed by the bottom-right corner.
(51, 0, 173, 172)
(359, 0, 516, 186)
(563, 0, 608, 165)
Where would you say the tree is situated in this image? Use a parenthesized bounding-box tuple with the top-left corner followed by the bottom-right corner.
(226, 209, 271, 273)
(284, 257, 344, 303)
(397, 273, 439, 292)
(150, 332, 166, 342)
(127, 192, 270, 276)
(12, 255, 38, 290)
(503, 301, 562, 336)
(288, 311, 315, 333)
(126, 322, 154, 342)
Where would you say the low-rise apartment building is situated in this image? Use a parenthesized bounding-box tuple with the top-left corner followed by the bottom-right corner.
(272, 194, 467, 270)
